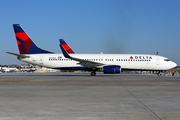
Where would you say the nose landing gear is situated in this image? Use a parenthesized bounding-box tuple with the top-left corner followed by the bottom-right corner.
(90, 71, 96, 76)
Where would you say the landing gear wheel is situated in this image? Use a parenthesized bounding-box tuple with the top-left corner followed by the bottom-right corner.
(90, 71, 96, 76)
(158, 73, 161, 77)
(157, 71, 161, 77)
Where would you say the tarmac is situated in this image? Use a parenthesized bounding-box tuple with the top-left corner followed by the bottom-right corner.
(0, 72, 179, 120)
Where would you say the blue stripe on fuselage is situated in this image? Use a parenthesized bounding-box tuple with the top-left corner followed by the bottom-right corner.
(53, 67, 88, 70)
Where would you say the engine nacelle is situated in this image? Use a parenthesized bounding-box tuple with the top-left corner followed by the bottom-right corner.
(103, 65, 121, 74)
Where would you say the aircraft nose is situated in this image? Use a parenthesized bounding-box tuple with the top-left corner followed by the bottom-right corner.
(171, 62, 177, 68)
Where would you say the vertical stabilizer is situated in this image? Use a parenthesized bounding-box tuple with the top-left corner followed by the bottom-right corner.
(13, 24, 53, 54)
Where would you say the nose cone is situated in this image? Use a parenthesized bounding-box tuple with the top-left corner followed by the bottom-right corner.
(171, 62, 177, 68)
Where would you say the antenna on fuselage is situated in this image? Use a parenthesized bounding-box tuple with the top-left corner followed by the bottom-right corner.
(156, 52, 158, 55)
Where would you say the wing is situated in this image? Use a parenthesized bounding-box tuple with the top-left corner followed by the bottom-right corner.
(59, 44, 104, 68)
(69, 57, 104, 68)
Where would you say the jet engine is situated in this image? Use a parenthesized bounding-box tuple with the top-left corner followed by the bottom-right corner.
(103, 65, 121, 74)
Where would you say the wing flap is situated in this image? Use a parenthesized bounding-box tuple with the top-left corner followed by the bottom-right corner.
(72, 57, 104, 68)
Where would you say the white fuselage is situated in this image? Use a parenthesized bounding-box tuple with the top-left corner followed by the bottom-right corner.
(18, 54, 177, 71)
(0, 67, 19, 72)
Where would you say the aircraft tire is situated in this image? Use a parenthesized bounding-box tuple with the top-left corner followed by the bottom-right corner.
(91, 71, 96, 76)
(158, 73, 161, 77)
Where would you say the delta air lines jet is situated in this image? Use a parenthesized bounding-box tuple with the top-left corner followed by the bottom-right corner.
(6, 24, 177, 76)
(0, 67, 19, 73)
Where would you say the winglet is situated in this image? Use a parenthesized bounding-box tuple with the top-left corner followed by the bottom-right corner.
(59, 44, 71, 58)
(59, 39, 75, 54)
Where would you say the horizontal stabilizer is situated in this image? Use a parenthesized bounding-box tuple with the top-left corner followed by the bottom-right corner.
(6, 52, 30, 58)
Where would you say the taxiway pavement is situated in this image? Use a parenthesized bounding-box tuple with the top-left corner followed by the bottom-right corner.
(0, 72, 179, 120)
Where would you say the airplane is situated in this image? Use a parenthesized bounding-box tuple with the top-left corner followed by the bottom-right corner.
(20, 68, 37, 72)
(6, 24, 177, 76)
(0, 67, 19, 73)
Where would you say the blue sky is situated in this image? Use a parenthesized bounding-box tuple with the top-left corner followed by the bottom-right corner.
(0, 0, 180, 65)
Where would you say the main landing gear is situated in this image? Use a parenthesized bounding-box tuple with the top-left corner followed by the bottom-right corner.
(157, 73, 161, 77)
(90, 71, 96, 76)
(157, 71, 161, 77)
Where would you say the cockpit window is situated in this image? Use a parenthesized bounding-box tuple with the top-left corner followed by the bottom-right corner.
(164, 59, 170, 61)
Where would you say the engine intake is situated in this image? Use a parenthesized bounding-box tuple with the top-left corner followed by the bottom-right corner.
(103, 65, 121, 74)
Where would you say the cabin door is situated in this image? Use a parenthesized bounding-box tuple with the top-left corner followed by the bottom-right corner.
(40, 56, 44, 65)
(156, 57, 160, 65)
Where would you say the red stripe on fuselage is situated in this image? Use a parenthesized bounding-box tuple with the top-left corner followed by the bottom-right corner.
(24, 38, 33, 54)
(15, 33, 33, 54)
(62, 44, 74, 53)
(15, 33, 30, 41)
(17, 40, 21, 45)
(17, 40, 23, 54)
